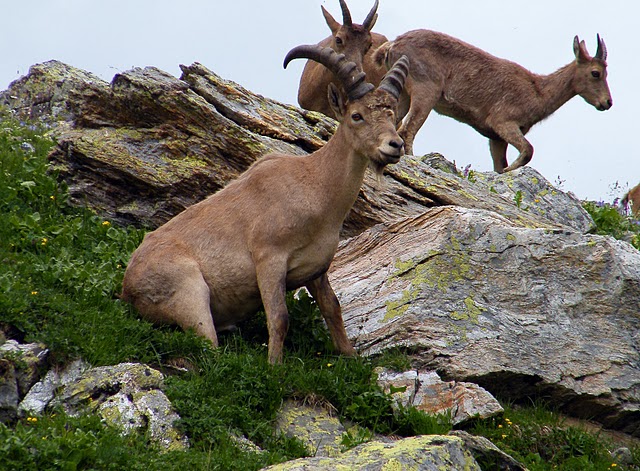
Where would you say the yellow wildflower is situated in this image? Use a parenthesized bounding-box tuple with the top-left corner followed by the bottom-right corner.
(326, 363, 333, 368)
(31, 291, 38, 295)
(102, 221, 111, 227)
(41, 237, 47, 246)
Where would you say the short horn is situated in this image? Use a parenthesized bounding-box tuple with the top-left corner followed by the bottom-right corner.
(378, 55, 410, 99)
(339, 0, 353, 27)
(362, 0, 379, 31)
(284, 44, 374, 100)
(595, 34, 607, 61)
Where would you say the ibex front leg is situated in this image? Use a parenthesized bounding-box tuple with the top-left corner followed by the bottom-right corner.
(306, 273, 356, 356)
(256, 261, 289, 364)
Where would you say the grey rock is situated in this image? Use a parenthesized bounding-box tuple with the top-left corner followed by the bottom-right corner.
(450, 430, 528, 470)
(275, 399, 346, 457)
(19, 359, 89, 415)
(330, 207, 640, 436)
(50, 362, 187, 450)
(376, 368, 503, 425)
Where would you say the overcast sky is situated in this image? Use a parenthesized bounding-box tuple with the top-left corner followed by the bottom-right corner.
(2, 1, 635, 203)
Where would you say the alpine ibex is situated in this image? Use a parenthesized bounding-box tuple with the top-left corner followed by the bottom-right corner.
(121, 46, 409, 364)
(377, 30, 612, 172)
(622, 183, 640, 217)
(297, 0, 388, 119)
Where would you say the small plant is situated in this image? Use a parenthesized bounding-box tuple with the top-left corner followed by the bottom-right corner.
(583, 200, 640, 250)
(514, 189, 524, 209)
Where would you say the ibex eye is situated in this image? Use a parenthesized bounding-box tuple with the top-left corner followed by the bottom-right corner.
(335, 37, 343, 45)
(591, 70, 601, 78)
(351, 113, 363, 122)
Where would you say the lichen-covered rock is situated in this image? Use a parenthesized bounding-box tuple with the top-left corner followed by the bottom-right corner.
(331, 207, 640, 436)
(275, 399, 347, 457)
(50, 362, 187, 450)
(449, 431, 528, 470)
(471, 165, 594, 233)
(0, 61, 592, 241)
(0, 60, 108, 124)
(261, 435, 481, 470)
(19, 359, 89, 415)
(376, 368, 503, 425)
(0, 340, 49, 422)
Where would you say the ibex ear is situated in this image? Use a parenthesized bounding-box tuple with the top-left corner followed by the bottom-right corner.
(321, 6, 341, 35)
(573, 35, 591, 63)
(327, 83, 346, 121)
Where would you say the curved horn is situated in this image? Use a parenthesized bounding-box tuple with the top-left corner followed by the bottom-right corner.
(377, 55, 410, 100)
(595, 34, 607, 61)
(284, 45, 374, 100)
(362, 0, 379, 31)
(338, 0, 353, 27)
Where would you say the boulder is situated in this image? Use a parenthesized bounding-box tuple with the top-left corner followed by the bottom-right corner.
(375, 368, 503, 425)
(275, 399, 347, 458)
(261, 434, 482, 470)
(0, 340, 48, 422)
(50, 362, 188, 450)
(329, 207, 640, 435)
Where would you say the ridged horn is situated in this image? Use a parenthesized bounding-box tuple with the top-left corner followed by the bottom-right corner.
(284, 45, 375, 100)
(595, 34, 607, 61)
(377, 55, 410, 100)
(362, 0, 379, 31)
(338, 0, 353, 27)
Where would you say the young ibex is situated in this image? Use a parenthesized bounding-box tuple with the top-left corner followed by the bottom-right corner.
(377, 30, 612, 172)
(121, 46, 409, 364)
(297, 0, 389, 119)
(622, 183, 640, 217)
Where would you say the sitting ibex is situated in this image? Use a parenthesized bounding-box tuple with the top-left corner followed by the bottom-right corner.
(297, 0, 388, 119)
(377, 30, 612, 172)
(121, 46, 409, 364)
(622, 183, 640, 217)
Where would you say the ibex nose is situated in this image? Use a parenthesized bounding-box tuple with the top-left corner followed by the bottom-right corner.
(388, 138, 404, 151)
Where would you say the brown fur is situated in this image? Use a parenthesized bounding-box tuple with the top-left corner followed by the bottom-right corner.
(120, 82, 405, 364)
(378, 30, 612, 172)
(622, 183, 640, 217)
(297, 0, 389, 119)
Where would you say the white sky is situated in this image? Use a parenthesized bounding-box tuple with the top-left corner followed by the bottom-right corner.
(2, 1, 635, 203)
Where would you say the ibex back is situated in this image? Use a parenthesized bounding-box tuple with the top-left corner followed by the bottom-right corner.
(121, 45, 409, 364)
(378, 30, 612, 172)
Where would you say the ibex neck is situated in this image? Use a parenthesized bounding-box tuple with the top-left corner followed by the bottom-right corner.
(312, 128, 370, 221)
(537, 62, 579, 118)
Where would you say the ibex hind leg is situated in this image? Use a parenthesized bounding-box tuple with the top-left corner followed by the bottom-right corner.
(306, 273, 356, 357)
(489, 138, 509, 173)
(162, 267, 218, 346)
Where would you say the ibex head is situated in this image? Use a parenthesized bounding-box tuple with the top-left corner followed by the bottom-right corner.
(285, 44, 409, 174)
(321, 0, 380, 72)
(573, 34, 613, 111)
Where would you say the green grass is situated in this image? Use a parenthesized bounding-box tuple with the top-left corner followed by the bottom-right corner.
(0, 115, 637, 470)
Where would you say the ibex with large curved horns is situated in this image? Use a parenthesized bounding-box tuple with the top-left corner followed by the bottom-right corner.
(121, 45, 409, 364)
(297, 0, 389, 119)
(377, 31, 612, 172)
